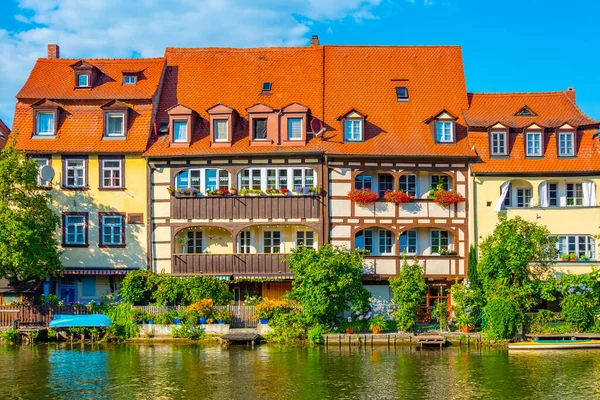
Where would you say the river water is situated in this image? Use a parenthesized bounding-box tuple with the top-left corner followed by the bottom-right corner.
(0, 343, 598, 399)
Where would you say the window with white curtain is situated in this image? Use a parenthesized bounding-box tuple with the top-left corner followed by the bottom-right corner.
(175, 168, 230, 192)
(238, 167, 315, 190)
(213, 119, 228, 142)
(556, 235, 595, 260)
(288, 118, 302, 140)
(173, 120, 188, 142)
(36, 112, 55, 135)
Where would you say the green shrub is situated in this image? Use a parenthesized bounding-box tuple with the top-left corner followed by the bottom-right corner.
(431, 302, 449, 331)
(307, 324, 328, 344)
(172, 321, 205, 339)
(483, 292, 523, 339)
(561, 295, 596, 332)
(93, 303, 138, 340)
(0, 328, 21, 343)
(267, 309, 307, 343)
(389, 259, 427, 332)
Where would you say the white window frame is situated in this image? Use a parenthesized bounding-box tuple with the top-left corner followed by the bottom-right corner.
(556, 235, 596, 260)
(175, 168, 230, 193)
(295, 230, 315, 249)
(435, 121, 453, 143)
(378, 230, 394, 255)
(516, 188, 532, 208)
(35, 112, 55, 136)
(64, 158, 86, 188)
(490, 130, 507, 155)
(526, 132, 542, 156)
(213, 119, 228, 142)
(78, 74, 89, 87)
(430, 230, 449, 254)
(32, 157, 51, 187)
(101, 215, 124, 246)
(431, 174, 450, 191)
(548, 182, 558, 207)
(123, 75, 137, 85)
(558, 131, 574, 156)
(263, 231, 281, 254)
(105, 112, 125, 137)
(399, 174, 417, 196)
(400, 230, 417, 254)
(344, 119, 363, 142)
(566, 183, 583, 206)
(288, 118, 303, 141)
(173, 120, 188, 143)
(238, 230, 252, 253)
(356, 229, 373, 254)
(238, 167, 316, 191)
(64, 215, 86, 245)
(185, 231, 203, 254)
(101, 159, 123, 188)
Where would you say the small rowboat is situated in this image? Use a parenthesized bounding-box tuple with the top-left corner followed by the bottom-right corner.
(509, 337, 600, 350)
(49, 314, 112, 329)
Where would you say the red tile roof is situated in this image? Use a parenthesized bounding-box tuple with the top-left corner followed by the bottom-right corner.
(467, 92, 600, 174)
(0, 119, 9, 149)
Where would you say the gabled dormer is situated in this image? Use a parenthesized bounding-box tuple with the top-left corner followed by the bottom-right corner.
(70, 60, 98, 89)
(207, 103, 236, 148)
(556, 122, 577, 157)
(31, 99, 60, 138)
(281, 103, 309, 146)
(167, 104, 196, 147)
(425, 110, 457, 144)
(523, 123, 544, 157)
(101, 100, 130, 139)
(488, 122, 509, 156)
(121, 70, 142, 85)
(337, 108, 366, 143)
(514, 105, 537, 117)
(246, 103, 276, 146)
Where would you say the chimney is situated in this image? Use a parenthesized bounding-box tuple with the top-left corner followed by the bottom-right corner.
(310, 35, 320, 47)
(566, 86, 576, 103)
(48, 44, 60, 59)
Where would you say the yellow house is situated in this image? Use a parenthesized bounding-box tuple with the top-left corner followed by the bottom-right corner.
(466, 90, 600, 275)
(12, 45, 166, 303)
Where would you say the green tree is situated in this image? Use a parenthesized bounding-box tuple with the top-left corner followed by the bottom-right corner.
(467, 245, 479, 287)
(389, 258, 427, 332)
(0, 142, 61, 291)
(288, 244, 370, 325)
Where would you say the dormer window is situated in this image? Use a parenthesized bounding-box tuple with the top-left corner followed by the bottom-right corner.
(253, 118, 268, 140)
(558, 131, 575, 156)
(213, 119, 228, 142)
(345, 119, 363, 141)
(166, 104, 195, 147)
(105, 113, 125, 137)
(173, 120, 188, 143)
(36, 112, 55, 136)
(77, 74, 89, 87)
(435, 121, 453, 143)
(207, 103, 235, 147)
(490, 130, 507, 155)
(526, 131, 542, 156)
(395, 86, 409, 102)
(288, 118, 302, 140)
(123, 75, 137, 85)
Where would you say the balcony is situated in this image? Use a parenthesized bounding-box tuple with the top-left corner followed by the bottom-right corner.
(171, 195, 322, 220)
(172, 253, 291, 276)
(363, 256, 463, 278)
(354, 199, 466, 219)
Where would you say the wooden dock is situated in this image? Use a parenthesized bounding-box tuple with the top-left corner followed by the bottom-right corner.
(220, 332, 261, 347)
(415, 335, 446, 349)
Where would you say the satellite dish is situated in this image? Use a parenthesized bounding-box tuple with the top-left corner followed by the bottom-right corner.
(40, 165, 55, 182)
(310, 118, 323, 134)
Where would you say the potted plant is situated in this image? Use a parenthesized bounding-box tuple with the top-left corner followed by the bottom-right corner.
(183, 187, 191, 195)
(560, 254, 570, 262)
(456, 313, 473, 333)
(281, 187, 290, 196)
(295, 186, 303, 195)
(206, 318, 215, 325)
(347, 188, 379, 206)
(230, 186, 238, 195)
(167, 186, 175, 196)
(316, 186, 324, 196)
(383, 189, 414, 204)
(266, 187, 282, 196)
(188, 299, 213, 324)
(147, 313, 155, 325)
(368, 316, 387, 334)
(175, 188, 183, 196)
(569, 253, 578, 262)
(303, 186, 311, 195)
(214, 309, 232, 325)
(580, 255, 590, 262)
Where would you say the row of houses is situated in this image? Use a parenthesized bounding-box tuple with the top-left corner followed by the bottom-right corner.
(3, 37, 599, 307)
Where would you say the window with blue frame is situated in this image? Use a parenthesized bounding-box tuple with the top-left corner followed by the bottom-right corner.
(175, 168, 229, 192)
(173, 120, 188, 142)
(288, 118, 302, 140)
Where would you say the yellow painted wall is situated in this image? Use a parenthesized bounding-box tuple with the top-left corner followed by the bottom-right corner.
(51, 154, 148, 270)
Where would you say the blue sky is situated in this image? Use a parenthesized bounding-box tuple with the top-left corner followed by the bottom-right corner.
(0, 0, 598, 126)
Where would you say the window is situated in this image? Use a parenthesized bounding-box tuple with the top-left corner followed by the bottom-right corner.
(64, 158, 86, 188)
(32, 157, 51, 187)
(435, 121, 453, 143)
(101, 215, 124, 246)
(355, 174, 372, 190)
(548, 183, 558, 207)
(101, 159, 123, 188)
(399, 174, 416, 196)
(185, 231, 202, 254)
(431, 230, 449, 254)
(175, 169, 230, 193)
(503, 183, 512, 207)
(253, 118, 268, 140)
(395, 86, 408, 101)
(64, 214, 87, 246)
(431, 175, 449, 191)
(491, 131, 507, 155)
(355, 230, 373, 254)
(238, 167, 315, 190)
(526, 132, 542, 156)
(81, 276, 96, 297)
(78, 74, 89, 87)
(559, 132, 574, 156)
(400, 230, 417, 254)
(567, 183, 583, 206)
(517, 188, 532, 208)
(288, 118, 302, 140)
(557, 235, 596, 260)
(378, 230, 393, 255)
(344, 119, 363, 141)
(262, 82, 272, 92)
(36, 112, 55, 136)
(378, 174, 393, 197)
(239, 231, 251, 253)
(264, 231, 281, 253)
(213, 119, 228, 142)
(173, 120, 188, 143)
(123, 75, 137, 85)
(296, 231, 314, 248)
(105, 113, 125, 137)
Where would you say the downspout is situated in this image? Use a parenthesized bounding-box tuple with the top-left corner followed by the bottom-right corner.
(323, 154, 329, 247)
(472, 170, 478, 251)
(146, 158, 154, 271)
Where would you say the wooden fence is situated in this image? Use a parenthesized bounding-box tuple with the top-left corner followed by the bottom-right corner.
(133, 304, 258, 328)
(0, 305, 92, 328)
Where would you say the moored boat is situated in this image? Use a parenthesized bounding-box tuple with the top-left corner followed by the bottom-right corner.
(509, 335, 600, 350)
(49, 314, 112, 329)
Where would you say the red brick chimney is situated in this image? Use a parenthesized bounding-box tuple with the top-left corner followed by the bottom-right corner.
(48, 44, 60, 59)
(310, 35, 320, 47)
(566, 86, 576, 103)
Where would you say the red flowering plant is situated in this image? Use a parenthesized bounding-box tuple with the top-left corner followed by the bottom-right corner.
(433, 189, 465, 208)
(383, 190, 414, 204)
(347, 188, 379, 206)
(207, 188, 229, 196)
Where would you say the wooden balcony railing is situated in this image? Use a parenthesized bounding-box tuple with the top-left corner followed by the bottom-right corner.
(172, 253, 291, 276)
(353, 199, 466, 219)
(362, 256, 464, 277)
(171, 195, 322, 220)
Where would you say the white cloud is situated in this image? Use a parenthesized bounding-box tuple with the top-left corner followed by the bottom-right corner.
(0, 0, 383, 125)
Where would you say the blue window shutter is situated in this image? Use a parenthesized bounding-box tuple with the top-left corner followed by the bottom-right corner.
(82, 276, 96, 297)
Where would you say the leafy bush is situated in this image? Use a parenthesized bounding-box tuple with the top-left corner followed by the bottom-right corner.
(153, 310, 178, 325)
(0, 328, 21, 343)
(93, 303, 138, 340)
(307, 324, 329, 344)
(214, 309, 232, 323)
(172, 321, 205, 339)
(267, 309, 307, 343)
(431, 302, 449, 331)
(451, 278, 483, 330)
(255, 298, 292, 320)
(119, 270, 155, 305)
(483, 290, 523, 339)
(389, 259, 427, 332)
(188, 299, 214, 319)
(561, 294, 596, 332)
(368, 316, 388, 333)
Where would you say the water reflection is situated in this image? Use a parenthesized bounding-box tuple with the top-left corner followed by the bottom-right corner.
(0, 343, 598, 399)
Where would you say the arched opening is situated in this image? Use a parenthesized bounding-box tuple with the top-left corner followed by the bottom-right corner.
(355, 227, 395, 256)
(355, 171, 394, 197)
(398, 227, 456, 256)
(499, 179, 534, 208)
(173, 226, 233, 254)
(174, 168, 230, 194)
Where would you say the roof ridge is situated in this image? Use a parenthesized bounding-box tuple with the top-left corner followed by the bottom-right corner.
(468, 91, 567, 96)
(38, 57, 165, 62)
(560, 91, 600, 124)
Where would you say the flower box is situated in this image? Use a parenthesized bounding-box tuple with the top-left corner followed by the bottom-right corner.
(432, 189, 465, 208)
(347, 188, 379, 206)
(383, 190, 414, 204)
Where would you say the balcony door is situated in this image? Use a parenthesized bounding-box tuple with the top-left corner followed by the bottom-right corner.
(238, 231, 252, 253)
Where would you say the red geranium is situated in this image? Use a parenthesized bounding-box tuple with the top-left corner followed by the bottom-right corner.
(383, 190, 414, 204)
(433, 189, 465, 208)
(347, 188, 379, 206)
(216, 188, 229, 196)
(281, 188, 290, 194)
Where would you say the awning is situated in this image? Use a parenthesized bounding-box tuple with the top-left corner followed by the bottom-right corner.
(63, 268, 138, 276)
(233, 274, 294, 280)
